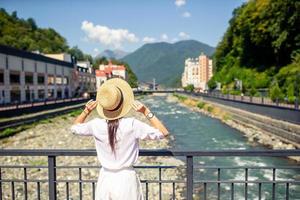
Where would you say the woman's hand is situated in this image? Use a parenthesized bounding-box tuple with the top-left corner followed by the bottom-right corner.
(84, 99, 98, 115)
(132, 100, 148, 114)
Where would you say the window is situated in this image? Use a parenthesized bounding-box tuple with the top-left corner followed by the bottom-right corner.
(56, 76, 62, 85)
(48, 75, 55, 85)
(63, 77, 68, 85)
(10, 72, 20, 84)
(38, 75, 45, 85)
(10, 90, 21, 103)
(25, 89, 33, 102)
(64, 88, 69, 98)
(38, 89, 45, 99)
(48, 89, 54, 99)
(57, 89, 62, 98)
(0, 70, 3, 84)
(25, 73, 33, 84)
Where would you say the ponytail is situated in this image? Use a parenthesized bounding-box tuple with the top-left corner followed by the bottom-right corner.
(107, 119, 119, 153)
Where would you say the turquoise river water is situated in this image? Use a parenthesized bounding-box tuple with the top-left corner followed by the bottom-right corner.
(141, 95, 300, 200)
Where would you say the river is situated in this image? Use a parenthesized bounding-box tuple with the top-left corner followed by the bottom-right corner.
(141, 95, 300, 199)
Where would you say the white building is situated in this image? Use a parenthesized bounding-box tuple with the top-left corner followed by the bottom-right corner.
(0, 45, 75, 104)
(181, 58, 201, 88)
(0, 45, 96, 104)
(181, 53, 213, 91)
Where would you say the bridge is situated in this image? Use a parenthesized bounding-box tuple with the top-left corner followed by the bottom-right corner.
(0, 149, 299, 199)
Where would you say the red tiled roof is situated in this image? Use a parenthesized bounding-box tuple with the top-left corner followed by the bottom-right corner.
(95, 70, 106, 77)
(104, 67, 112, 73)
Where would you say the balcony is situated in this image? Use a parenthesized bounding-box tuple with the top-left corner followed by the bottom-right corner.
(0, 149, 299, 200)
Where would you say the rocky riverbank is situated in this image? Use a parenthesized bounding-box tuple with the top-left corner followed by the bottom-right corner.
(0, 99, 185, 200)
(170, 94, 300, 162)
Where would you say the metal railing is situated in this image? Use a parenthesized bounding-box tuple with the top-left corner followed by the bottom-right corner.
(0, 149, 299, 200)
(200, 92, 299, 110)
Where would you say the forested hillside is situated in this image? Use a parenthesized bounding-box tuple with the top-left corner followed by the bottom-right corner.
(209, 0, 300, 102)
(0, 8, 69, 53)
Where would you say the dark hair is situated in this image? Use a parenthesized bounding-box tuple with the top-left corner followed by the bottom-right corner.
(107, 119, 119, 153)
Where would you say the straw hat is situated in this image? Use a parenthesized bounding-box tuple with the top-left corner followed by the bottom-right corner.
(96, 78, 134, 120)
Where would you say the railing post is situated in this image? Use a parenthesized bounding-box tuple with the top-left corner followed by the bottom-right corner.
(186, 156, 193, 200)
(48, 156, 57, 200)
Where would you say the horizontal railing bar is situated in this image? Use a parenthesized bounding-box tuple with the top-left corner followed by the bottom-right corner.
(0, 179, 48, 183)
(194, 181, 300, 184)
(194, 166, 300, 169)
(55, 180, 185, 184)
(0, 165, 177, 169)
(2, 179, 299, 184)
(0, 165, 48, 168)
(1, 165, 298, 170)
(0, 149, 299, 157)
(56, 165, 176, 169)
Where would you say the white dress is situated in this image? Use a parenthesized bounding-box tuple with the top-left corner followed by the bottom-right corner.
(70, 117, 164, 200)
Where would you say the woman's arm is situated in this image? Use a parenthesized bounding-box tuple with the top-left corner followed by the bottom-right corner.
(74, 99, 98, 124)
(132, 100, 169, 137)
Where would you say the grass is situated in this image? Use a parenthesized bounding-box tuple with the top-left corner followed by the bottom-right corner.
(0, 125, 30, 139)
(173, 93, 187, 101)
(68, 109, 83, 117)
(222, 114, 232, 121)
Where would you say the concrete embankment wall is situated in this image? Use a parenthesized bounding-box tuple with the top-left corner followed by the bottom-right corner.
(0, 99, 87, 118)
(184, 92, 300, 125)
(183, 93, 300, 147)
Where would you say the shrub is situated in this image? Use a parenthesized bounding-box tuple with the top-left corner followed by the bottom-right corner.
(207, 106, 214, 113)
(197, 101, 206, 109)
(287, 84, 296, 103)
(269, 81, 284, 102)
(183, 84, 194, 92)
(173, 93, 187, 101)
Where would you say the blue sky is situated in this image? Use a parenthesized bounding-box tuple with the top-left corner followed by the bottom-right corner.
(1, 0, 245, 56)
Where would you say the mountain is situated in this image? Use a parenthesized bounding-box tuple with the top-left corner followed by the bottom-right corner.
(122, 40, 215, 86)
(96, 49, 129, 59)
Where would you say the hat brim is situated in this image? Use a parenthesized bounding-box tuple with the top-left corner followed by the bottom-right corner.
(96, 78, 134, 120)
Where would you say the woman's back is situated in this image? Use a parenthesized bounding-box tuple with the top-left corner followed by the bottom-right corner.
(71, 117, 164, 170)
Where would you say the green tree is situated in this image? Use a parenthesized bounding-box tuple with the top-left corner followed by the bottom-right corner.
(93, 57, 109, 69)
(207, 78, 217, 90)
(212, 0, 300, 99)
(184, 84, 194, 92)
(269, 81, 284, 102)
(287, 83, 295, 103)
(249, 86, 257, 97)
(27, 18, 37, 30)
(68, 46, 84, 61)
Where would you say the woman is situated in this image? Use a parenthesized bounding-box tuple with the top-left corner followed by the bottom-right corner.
(70, 78, 169, 200)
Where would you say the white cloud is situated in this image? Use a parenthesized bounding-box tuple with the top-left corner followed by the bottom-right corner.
(182, 11, 191, 18)
(172, 38, 179, 42)
(143, 37, 156, 43)
(81, 20, 139, 48)
(161, 33, 169, 41)
(93, 48, 99, 53)
(175, 0, 186, 7)
(179, 32, 190, 39)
